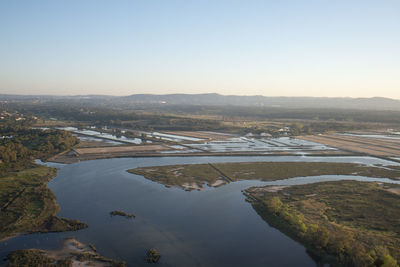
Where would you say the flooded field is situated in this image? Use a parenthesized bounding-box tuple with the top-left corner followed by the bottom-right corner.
(186, 137, 334, 153)
(49, 128, 345, 163)
(145, 131, 204, 142)
(58, 127, 143, 144)
(162, 131, 234, 140)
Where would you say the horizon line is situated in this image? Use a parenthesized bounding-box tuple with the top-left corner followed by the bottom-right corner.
(0, 92, 399, 101)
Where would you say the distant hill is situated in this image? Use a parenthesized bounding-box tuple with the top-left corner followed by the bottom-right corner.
(121, 94, 400, 110)
(1, 93, 400, 111)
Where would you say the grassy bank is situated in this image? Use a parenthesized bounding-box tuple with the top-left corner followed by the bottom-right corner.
(128, 161, 400, 190)
(246, 181, 400, 266)
(0, 165, 87, 240)
(7, 250, 73, 267)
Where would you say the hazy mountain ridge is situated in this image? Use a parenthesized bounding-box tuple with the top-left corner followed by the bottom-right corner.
(1, 93, 400, 111)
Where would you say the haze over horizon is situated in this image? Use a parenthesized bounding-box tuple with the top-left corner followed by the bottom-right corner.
(2, 92, 400, 101)
(1, 1, 399, 98)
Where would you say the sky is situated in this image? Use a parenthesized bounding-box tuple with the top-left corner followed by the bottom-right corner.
(0, 0, 399, 98)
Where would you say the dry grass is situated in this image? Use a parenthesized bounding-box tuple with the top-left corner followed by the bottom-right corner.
(74, 145, 171, 155)
(299, 134, 400, 156)
(77, 140, 124, 148)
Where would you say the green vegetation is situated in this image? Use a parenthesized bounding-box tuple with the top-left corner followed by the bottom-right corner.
(0, 166, 87, 239)
(215, 162, 400, 180)
(128, 162, 400, 190)
(19, 103, 229, 132)
(8, 99, 394, 136)
(0, 122, 79, 176)
(109, 210, 136, 219)
(0, 116, 85, 239)
(246, 181, 400, 266)
(7, 249, 73, 267)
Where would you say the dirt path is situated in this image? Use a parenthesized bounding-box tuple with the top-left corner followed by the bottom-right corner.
(208, 163, 233, 182)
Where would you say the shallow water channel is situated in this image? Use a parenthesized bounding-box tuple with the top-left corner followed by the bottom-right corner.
(1, 156, 399, 267)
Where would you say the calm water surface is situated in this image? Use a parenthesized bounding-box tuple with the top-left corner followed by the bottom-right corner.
(1, 156, 399, 267)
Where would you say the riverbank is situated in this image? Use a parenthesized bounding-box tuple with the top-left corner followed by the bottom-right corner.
(0, 165, 87, 240)
(246, 180, 400, 266)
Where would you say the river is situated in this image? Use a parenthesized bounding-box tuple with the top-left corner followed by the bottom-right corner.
(1, 156, 399, 267)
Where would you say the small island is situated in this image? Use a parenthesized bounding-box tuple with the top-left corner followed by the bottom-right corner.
(147, 248, 161, 263)
(110, 210, 136, 219)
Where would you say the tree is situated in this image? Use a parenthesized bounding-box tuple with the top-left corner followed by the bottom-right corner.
(268, 196, 283, 214)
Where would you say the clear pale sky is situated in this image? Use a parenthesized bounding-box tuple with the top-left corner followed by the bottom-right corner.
(0, 0, 399, 98)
